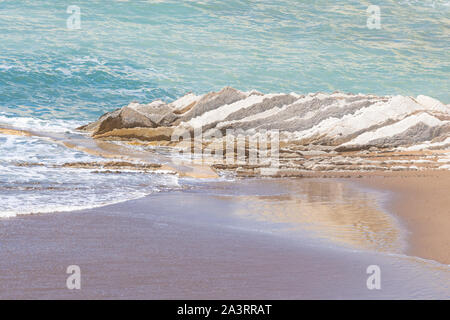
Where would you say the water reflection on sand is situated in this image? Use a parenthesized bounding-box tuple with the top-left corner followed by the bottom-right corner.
(218, 179, 402, 253)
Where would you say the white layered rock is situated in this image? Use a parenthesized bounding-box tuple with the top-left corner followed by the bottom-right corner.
(80, 87, 450, 175)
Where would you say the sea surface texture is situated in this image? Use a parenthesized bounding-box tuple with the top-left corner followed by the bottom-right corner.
(0, 0, 449, 215)
(0, 1, 449, 299)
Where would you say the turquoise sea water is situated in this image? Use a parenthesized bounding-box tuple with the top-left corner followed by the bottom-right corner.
(0, 0, 449, 122)
(0, 1, 449, 216)
(0, 2, 450, 296)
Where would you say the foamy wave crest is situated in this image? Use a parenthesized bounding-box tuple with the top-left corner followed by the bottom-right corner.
(0, 191, 148, 218)
(0, 124, 181, 218)
(0, 165, 180, 218)
(0, 112, 82, 134)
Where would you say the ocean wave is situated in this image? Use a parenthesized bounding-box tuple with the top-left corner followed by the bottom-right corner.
(0, 165, 180, 218)
(0, 190, 150, 218)
(0, 113, 82, 133)
(0, 127, 181, 218)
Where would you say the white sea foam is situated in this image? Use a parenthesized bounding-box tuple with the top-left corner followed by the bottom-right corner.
(0, 191, 149, 218)
(0, 129, 181, 218)
(0, 112, 83, 134)
(0, 164, 180, 218)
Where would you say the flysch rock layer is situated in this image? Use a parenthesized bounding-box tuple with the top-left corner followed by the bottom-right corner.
(78, 87, 450, 177)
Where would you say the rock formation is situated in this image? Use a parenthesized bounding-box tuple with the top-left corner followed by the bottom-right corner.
(79, 87, 450, 176)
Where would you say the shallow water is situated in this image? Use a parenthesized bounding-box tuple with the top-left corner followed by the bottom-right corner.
(1, 0, 449, 215)
(0, 2, 449, 298)
(1, 178, 448, 299)
(0, 132, 182, 217)
(221, 179, 404, 253)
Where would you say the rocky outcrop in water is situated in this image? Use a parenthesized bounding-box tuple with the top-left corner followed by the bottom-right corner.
(79, 87, 450, 176)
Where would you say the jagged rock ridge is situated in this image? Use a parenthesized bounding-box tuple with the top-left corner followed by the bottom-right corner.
(79, 87, 450, 176)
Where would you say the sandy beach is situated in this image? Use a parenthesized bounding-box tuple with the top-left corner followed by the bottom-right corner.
(0, 175, 448, 299)
(1, 0, 449, 302)
(353, 171, 450, 265)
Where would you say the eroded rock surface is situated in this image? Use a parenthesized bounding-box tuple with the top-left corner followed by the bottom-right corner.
(79, 87, 450, 176)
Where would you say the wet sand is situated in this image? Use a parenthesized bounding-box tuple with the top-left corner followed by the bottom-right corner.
(353, 171, 450, 265)
(0, 178, 449, 299)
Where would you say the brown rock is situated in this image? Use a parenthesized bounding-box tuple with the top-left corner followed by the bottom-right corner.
(94, 127, 174, 142)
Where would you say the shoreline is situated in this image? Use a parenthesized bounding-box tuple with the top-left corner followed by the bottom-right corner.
(2, 168, 449, 264)
(1, 163, 448, 265)
(0, 177, 448, 299)
(351, 171, 450, 265)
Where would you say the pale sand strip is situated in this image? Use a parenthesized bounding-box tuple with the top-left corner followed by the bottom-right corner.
(0, 127, 32, 136)
(352, 171, 450, 265)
